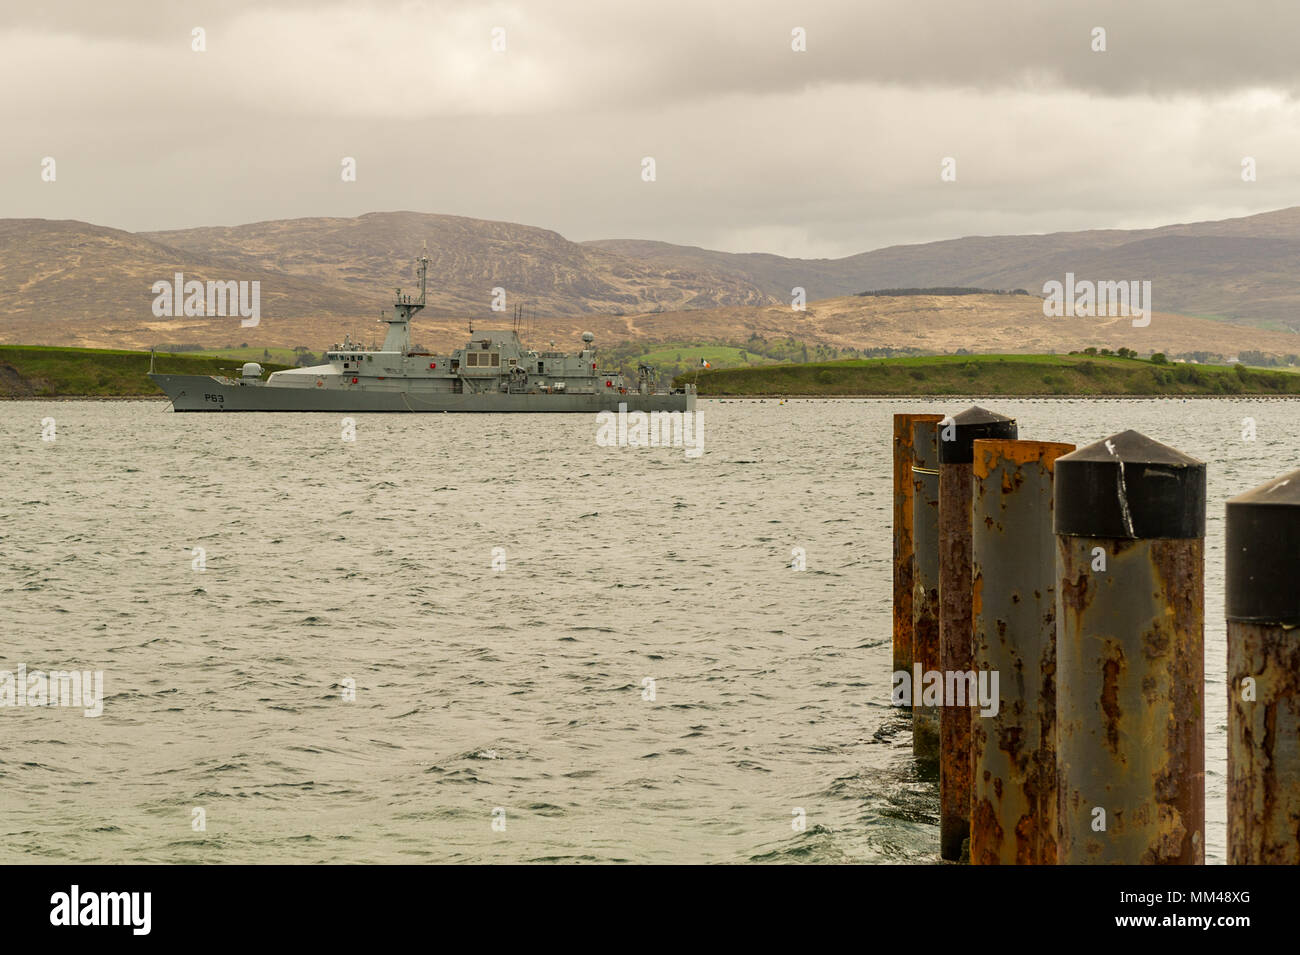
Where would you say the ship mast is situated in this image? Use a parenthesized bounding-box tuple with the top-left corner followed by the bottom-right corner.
(381, 246, 428, 354)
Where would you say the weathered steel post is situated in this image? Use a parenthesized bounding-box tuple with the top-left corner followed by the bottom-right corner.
(911, 416, 944, 765)
(894, 413, 945, 687)
(1226, 467, 1300, 864)
(970, 438, 1075, 865)
(938, 407, 1017, 861)
(1055, 431, 1206, 865)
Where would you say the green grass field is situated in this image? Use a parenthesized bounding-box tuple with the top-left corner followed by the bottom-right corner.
(676, 353, 1300, 396)
(7, 345, 1298, 398)
(0, 345, 290, 397)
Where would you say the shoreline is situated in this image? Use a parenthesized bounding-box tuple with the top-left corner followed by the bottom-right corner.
(0, 394, 170, 401)
(7, 392, 1300, 402)
(703, 393, 1300, 400)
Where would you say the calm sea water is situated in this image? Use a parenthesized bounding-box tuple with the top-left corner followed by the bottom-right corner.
(2, 397, 1292, 864)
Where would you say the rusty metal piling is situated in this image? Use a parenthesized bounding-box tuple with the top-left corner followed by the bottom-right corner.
(1054, 431, 1206, 864)
(894, 414, 944, 687)
(911, 416, 944, 764)
(1226, 467, 1300, 864)
(938, 407, 1017, 861)
(970, 439, 1074, 865)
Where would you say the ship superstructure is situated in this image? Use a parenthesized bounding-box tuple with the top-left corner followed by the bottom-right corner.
(150, 252, 694, 413)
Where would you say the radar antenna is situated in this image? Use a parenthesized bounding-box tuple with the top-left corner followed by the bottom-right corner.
(380, 247, 429, 355)
(392, 247, 429, 317)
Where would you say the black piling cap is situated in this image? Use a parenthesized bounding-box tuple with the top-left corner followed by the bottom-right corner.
(1226, 467, 1300, 625)
(911, 416, 944, 470)
(937, 406, 1018, 464)
(1054, 430, 1205, 539)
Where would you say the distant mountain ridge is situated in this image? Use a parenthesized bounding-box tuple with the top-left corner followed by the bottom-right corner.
(589, 207, 1300, 329)
(0, 212, 777, 344)
(141, 212, 776, 317)
(3, 207, 1300, 354)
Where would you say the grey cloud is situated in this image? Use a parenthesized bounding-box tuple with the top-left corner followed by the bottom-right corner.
(10, 0, 1300, 103)
(5, 1, 1299, 256)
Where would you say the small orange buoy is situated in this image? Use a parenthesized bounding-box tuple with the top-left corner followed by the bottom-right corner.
(351, 377, 358, 384)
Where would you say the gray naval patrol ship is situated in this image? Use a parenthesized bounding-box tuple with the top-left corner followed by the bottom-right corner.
(149, 253, 695, 413)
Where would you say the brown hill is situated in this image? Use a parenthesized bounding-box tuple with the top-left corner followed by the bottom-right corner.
(590, 207, 1300, 329)
(0, 219, 354, 349)
(141, 212, 775, 317)
(418, 292, 1300, 359)
(0, 213, 775, 349)
(637, 295, 1300, 359)
(4, 210, 1300, 359)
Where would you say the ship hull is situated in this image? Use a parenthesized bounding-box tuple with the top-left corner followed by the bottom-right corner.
(150, 374, 694, 413)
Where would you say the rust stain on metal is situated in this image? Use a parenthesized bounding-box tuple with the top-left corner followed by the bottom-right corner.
(1038, 596, 1058, 866)
(969, 439, 1072, 866)
(971, 798, 1003, 865)
(1151, 538, 1205, 865)
(1056, 535, 1204, 865)
(1060, 570, 1091, 615)
(1100, 653, 1123, 754)
(939, 459, 974, 860)
(1228, 620, 1300, 863)
(974, 439, 1069, 477)
(894, 413, 942, 682)
(911, 418, 944, 765)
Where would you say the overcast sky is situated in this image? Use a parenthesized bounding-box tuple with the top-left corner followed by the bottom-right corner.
(6, 0, 1300, 257)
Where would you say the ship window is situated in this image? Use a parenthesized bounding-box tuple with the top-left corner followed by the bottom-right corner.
(466, 352, 478, 367)
(537, 361, 544, 373)
(508, 358, 517, 366)
(490, 353, 500, 366)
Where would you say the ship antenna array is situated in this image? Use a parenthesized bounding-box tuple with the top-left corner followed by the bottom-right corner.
(393, 245, 429, 316)
(383, 245, 430, 356)
(507, 302, 535, 343)
(416, 241, 428, 308)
